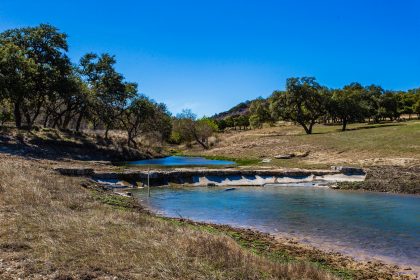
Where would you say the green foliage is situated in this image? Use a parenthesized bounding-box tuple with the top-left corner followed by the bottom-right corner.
(414, 98, 420, 117)
(249, 98, 272, 128)
(172, 110, 217, 149)
(270, 77, 327, 134)
(378, 91, 400, 121)
(0, 98, 13, 125)
(0, 24, 71, 129)
(169, 131, 182, 144)
(121, 95, 172, 147)
(79, 53, 135, 138)
(327, 83, 368, 131)
(198, 117, 219, 132)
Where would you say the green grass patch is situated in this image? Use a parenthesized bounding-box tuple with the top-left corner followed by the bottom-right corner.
(91, 191, 134, 210)
(201, 155, 260, 166)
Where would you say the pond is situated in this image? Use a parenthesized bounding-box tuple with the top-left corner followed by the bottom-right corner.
(132, 185, 420, 270)
(126, 156, 235, 166)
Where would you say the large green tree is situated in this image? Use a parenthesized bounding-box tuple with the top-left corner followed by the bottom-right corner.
(328, 83, 367, 131)
(378, 91, 400, 121)
(249, 97, 272, 128)
(0, 42, 36, 128)
(0, 24, 71, 129)
(79, 53, 135, 138)
(121, 95, 171, 147)
(270, 77, 327, 134)
(172, 110, 217, 149)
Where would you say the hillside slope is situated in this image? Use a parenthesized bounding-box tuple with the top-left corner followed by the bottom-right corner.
(212, 100, 252, 120)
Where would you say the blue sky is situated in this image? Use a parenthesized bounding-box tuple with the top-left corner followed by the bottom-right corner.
(1, 0, 419, 116)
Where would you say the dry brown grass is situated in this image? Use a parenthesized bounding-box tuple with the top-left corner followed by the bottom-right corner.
(184, 121, 420, 168)
(0, 154, 336, 280)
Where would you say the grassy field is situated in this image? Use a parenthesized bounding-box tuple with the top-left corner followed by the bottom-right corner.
(183, 120, 420, 169)
(0, 153, 340, 280)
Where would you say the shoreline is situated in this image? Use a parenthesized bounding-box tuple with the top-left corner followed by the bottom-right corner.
(134, 191, 419, 280)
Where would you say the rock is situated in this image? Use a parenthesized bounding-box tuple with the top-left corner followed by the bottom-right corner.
(55, 168, 94, 176)
(260, 158, 272, 163)
(295, 151, 310, 157)
(274, 154, 295, 159)
(331, 166, 365, 175)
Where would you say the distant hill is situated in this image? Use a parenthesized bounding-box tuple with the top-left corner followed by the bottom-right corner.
(211, 100, 252, 120)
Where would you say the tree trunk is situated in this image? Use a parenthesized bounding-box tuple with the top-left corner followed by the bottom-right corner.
(24, 113, 32, 130)
(43, 112, 50, 127)
(52, 115, 61, 129)
(342, 118, 347, 131)
(299, 121, 313, 135)
(105, 127, 109, 140)
(62, 113, 71, 130)
(308, 121, 314, 134)
(194, 133, 209, 149)
(14, 102, 22, 129)
(75, 111, 84, 132)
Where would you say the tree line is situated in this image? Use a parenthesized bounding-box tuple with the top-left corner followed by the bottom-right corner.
(225, 77, 419, 134)
(0, 24, 176, 147)
(0, 24, 221, 149)
(1, 24, 419, 150)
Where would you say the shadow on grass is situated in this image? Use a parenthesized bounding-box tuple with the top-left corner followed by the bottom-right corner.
(297, 123, 405, 135)
(0, 127, 152, 162)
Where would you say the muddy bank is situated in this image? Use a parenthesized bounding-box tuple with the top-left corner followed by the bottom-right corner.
(336, 165, 420, 194)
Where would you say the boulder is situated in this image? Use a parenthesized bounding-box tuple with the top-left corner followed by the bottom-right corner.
(274, 154, 294, 159)
(295, 151, 310, 158)
(331, 166, 365, 175)
(55, 168, 94, 176)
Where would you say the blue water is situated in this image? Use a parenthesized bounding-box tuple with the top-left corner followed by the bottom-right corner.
(133, 186, 420, 268)
(127, 156, 235, 166)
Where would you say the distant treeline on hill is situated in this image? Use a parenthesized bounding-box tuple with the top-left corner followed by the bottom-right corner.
(213, 79, 419, 133)
(1, 24, 419, 153)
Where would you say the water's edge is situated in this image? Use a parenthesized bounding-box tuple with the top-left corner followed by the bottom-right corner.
(137, 193, 419, 278)
(132, 185, 419, 277)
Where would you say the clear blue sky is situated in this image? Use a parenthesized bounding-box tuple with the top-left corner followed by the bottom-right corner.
(1, 0, 419, 116)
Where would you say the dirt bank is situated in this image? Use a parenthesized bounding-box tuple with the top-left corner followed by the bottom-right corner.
(0, 127, 162, 161)
(336, 165, 420, 194)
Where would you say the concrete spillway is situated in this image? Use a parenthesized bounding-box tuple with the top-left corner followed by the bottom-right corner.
(56, 167, 366, 187)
